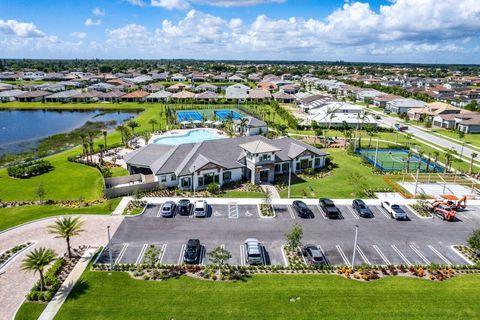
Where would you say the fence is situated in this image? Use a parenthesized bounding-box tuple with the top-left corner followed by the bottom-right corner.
(104, 174, 158, 198)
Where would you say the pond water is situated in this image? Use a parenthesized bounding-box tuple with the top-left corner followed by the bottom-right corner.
(0, 109, 138, 155)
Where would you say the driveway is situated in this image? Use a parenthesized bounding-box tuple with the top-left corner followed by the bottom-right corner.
(0, 215, 123, 320)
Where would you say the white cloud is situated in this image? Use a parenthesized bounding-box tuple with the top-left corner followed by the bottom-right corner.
(150, 0, 190, 10)
(93, 8, 106, 16)
(85, 18, 102, 27)
(71, 31, 87, 39)
(191, 0, 286, 7)
(0, 19, 45, 37)
(130, 0, 286, 9)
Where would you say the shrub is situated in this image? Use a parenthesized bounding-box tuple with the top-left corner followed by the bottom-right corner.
(207, 183, 220, 194)
(7, 160, 54, 178)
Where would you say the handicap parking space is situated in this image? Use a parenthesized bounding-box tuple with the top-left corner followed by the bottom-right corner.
(272, 204, 295, 220)
(237, 204, 259, 219)
(210, 204, 229, 219)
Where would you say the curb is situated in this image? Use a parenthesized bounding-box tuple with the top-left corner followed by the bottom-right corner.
(451, 245, 475, 266)
(406, 205, 433, 220)
(258, 204, 275, 218)
(0, 241, 37, 274)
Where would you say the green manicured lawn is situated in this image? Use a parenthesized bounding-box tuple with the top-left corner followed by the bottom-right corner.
(219, 191, 264, 198)
(430, 128, 480, 149)
(109, 166, 129, 177)
(0, 198, 120, 231)
(14, 302, 46, 320)
(54, 271, 480, 320)
(280, 148, 391, 198)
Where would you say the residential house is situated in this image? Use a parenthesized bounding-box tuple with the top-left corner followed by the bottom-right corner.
(120, 90, 150, 102)
(257, 82, 278, 92)
(408, 102, 465, 121)
(16, 90, 51, 102)
(145, 90, 172, 102)
(225, 84, 249, 102)
(228, 75, 244, 82)
(194, 91, 218, 103)
(433, 113, 480, 133)
(124, 136, 327, 190)
(272, 91, 295, 103)
(44, 89, 80, 103)
(386, 98, 426, 114)
(372, 95, 402, 108)
(306, 102, 377, 128)
(98, 90, 126, 102)
(194, 83, 218, 93)
(280, 84, 301, 94)
(0, 82, 14, 92)
(167, 83, 192, 93)
(71, 90, 103, 103)
(248, 89, 272, 102)
(0, 89, 26, 102)
(171, 90, 195, 101)
(233, 117, 268, 136)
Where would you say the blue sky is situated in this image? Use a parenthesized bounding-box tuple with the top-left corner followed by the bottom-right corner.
(1, 0, 479, 63)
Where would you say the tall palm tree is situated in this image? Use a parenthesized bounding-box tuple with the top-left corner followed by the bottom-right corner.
(116, 125, 127, 146)
(79, 133, 87, 157)
(127, 120, 140, 135)
(22, 247, 56, 291)
(48, 217, 85, 258)
(98, 143, 104, 164)
(148, 119, 158, 132)
(469, 152, 478, 175)
(432, 151, 440, 173)
(444, 150, 453, 173)
(406, 150, 413, 173)
(239, 117, 248, 136)
(425, 153, 431, 173)
(102, 130, 108, 148)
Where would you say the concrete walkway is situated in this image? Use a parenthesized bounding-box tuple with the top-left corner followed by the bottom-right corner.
(259, 183, 280, 199)
(112, 196, 132, 215)
(0, 215, 123, 320)
(38, 247, 98, 320)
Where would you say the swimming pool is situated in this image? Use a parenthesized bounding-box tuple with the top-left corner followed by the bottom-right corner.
(153, 129, 225, 145)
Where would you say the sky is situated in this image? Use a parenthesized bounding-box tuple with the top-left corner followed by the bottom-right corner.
(0, 0, 479, 64)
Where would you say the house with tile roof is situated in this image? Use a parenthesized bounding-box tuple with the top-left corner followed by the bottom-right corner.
(124, 136, 326, 190)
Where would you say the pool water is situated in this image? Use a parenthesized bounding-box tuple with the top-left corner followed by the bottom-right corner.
(153, 129, 225, 145)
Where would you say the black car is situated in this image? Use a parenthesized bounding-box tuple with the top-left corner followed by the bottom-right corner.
(161, 201, 176, 217)
(292, 200, 312, 218)
(352, 199, 373, 218)
(319, 198, 341, 219)
(183, 239, 202, 264)
(302, 244, 326, 265)
(177, 199, 191, 215)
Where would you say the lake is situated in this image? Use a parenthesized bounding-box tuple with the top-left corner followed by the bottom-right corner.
(0, 109, 138, 155)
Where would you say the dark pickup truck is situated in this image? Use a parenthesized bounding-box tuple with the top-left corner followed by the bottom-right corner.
(319, 198, 341, 219)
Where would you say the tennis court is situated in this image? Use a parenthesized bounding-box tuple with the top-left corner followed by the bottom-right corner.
(357, 149, 443, 172)
(214, 109, 243, 121)
(177, 111, 203, 122)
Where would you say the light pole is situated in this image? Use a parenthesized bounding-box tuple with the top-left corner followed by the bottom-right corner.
(374, 138, 379, 168)
(288, 162, 292, 199)
(351, 225, 359, 271)
(460, 142, 465, 161)
(193, 165, 196, 197)
(107, 225, 113, 270)
(414, 168, 420, 198)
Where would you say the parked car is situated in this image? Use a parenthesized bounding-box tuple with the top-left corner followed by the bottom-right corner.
(302, 244, 326, 265)
(245, 238, 263, 265)
(193, 200, 208, 217)
(352, 199, 373, 218)
(292, 200, 312, 218)
(177, 199, 191, 215)
(161, 201, 176, 217)
(319, 198, 341, 219)
(381, 201, 408, 220)
(183, 239, 202, 264)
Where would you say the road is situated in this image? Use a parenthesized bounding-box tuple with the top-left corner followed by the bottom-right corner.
(373, 111, 479, 163)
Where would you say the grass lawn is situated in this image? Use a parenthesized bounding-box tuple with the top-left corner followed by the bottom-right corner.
(109, 166, 129, 177)
(14, 302, 46, 320)
(52, 271, 480, 320)
(280, 148, 391, 198)
(0, 198, 120, 232)
(218, 191, 265, 198)
(430, 128, 480, 149)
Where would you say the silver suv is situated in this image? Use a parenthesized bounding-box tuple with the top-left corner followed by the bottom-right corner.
(245, 238, 263, 265)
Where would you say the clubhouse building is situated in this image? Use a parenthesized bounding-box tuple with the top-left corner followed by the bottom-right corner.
(124, 136, 327, 190)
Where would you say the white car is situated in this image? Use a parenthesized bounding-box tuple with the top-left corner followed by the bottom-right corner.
(193, 200, 208, 217)
(381, 201, 407, 220)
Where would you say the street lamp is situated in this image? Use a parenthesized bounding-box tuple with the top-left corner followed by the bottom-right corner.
(351, 225, 359, 271)
(287, 162, 292, 199)
(193, 165, 196, 197)
(107, 225, 113, 270)
(460, 142, 465, 160)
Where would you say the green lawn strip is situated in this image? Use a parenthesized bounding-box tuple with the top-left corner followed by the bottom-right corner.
(55, 271, 480, 320)
(280, 148, 391, 199)
(0, 198, 120, 232)
(218, 191, 265, 198)
(109, 166, 129, 177)
(430, 128, 480, 149)
(14, 301, 47, 320)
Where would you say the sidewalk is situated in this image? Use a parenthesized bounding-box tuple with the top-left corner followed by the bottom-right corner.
(112, 196, 132, 215)
(38, 247, 98, 320)
(260, 183, 280, 199)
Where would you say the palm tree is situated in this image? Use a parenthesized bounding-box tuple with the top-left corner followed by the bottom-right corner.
(239, 117, 248, 136)
(102, 130, 108, 148)
(22, 247, 56, 291)
(48, 217, 85, 258)
(444, 150, 453, 173)
(406, 150, 413, 173)
(405, 133, 413, 148)
(98, 143, 104, 164)
(79, 133, 87, 157)
(425, 152, 431, 173)
(469, 153, 478, 175)
(127, 120, 140, 135)
(432, 151, 440, 172)
(148, 119, 158, 132)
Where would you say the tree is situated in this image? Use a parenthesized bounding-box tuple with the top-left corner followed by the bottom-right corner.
(468, 229, 480, 253)
(285, 223, 303, 249)
(148, 119, 158, 132)
(127, 120, 140, 134)
(432, 151, 440, 172)
(102, 130, 108, 148)
(143, 245, 161, 266)
(36, 183, 46, 203)
(469, 153, 477, 175)
(208, 246, 232, 266)
(21, 247, 56, 292)
(48, 217, 85, 258)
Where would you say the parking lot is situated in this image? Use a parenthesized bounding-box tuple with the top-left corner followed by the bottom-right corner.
(97, 200, 480, 267)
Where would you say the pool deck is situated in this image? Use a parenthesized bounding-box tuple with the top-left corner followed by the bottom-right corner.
(148, 128, 226, 144)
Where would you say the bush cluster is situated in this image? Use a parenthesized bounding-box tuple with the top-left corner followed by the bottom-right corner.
(26, 258, 65, 302)
(7, 160, 53, 178)
(0, 242, 31, 266)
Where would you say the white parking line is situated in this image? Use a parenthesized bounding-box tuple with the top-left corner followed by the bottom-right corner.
(451, 245, 475, 266)
(287, 205, 296, 219)
(376, 206, 391, 219)
(156, 204, 164, 218)
(200, 246, 206, 266)
(317, 245, 330, 266)
(373, 245, 391, 265)
(135, 243, 148, 265)
(317, 205, 328, 219)
(428, 245, 452, 265)
(260, 246, 267, 265)
(239, 245, 246, 266)
(409, 244, 430, 265)
(391, 245, 412, 266)
(177, 244, 186, 265)
(356, 245, 371, 265)
(336, 245, 351, 266)
(298, 246, 308, 265)
(228, 202, 239, 219)
(346, 206, 360, 220)
(158, 244, 167, 264)
(281, 245, 289, 266)
(115, 244, 128, 264)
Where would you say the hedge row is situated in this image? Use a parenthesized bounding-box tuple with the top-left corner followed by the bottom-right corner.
(7, 160, 53, 178)
(26, 258, 65, 302)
